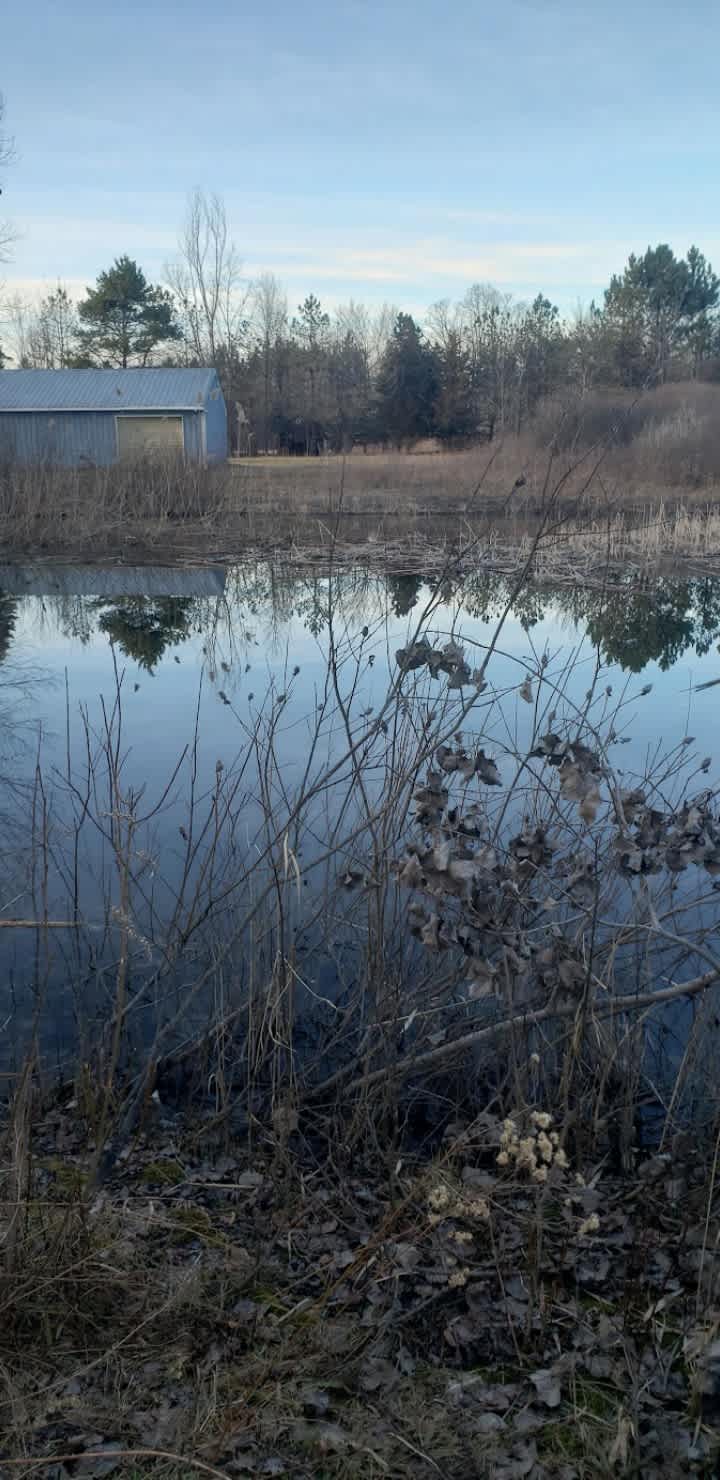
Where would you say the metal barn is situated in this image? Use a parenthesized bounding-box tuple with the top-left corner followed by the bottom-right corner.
(0, 368, 228, 467)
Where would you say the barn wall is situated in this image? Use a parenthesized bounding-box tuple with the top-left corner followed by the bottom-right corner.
(0, 410, 215, 466)
(0, 412, 118, 466)
(203, 385, 228, 462)
(181, 411, 203, 462)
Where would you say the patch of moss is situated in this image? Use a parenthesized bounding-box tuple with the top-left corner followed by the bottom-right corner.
(168, 1205, 218, 1245)
(40, 1157, 87, 1198)
(539, 1417, 588, 1464)
(246, 1282, 291, 1315)
(140, 1159, 185, 1187)
(464, 1362, 514, 1385)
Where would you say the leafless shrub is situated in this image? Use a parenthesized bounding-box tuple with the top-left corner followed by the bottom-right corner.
(533, 381, 720, 490)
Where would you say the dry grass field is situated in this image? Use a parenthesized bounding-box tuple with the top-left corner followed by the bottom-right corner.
(229, 383, 720, 519)
(1, 381, 720, 564)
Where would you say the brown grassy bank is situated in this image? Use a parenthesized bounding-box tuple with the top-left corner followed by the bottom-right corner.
(2, 382, 720, 568)
(2, 456, 720, 588)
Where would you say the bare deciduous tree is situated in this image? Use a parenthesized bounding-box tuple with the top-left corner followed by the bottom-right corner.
(3, 294, 31, 365)
(40, 284, 76, 367)
(7, 285, 77, 368)
(167, 189, 247, 365)
(250, 272, 288, 450)
(426, 297, 464, 352)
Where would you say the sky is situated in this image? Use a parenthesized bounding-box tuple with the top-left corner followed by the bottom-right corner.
(1, 0, 719, 319)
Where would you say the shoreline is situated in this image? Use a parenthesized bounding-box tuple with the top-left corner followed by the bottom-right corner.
(1, 504, 720, 589)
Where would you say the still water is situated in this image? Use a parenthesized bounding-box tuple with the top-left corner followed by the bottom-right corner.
(0, 560, 718, 1075)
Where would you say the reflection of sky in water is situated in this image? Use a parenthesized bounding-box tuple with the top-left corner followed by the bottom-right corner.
(0, 563, 719, 1069)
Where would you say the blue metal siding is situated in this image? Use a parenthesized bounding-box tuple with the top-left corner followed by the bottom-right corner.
(181, 412, 203, 461)
(203, 382, 228, 462)
(0, 412, 118, 466)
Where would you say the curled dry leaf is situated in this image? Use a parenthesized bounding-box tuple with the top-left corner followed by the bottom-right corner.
(530, 1366, 563, 1408)
(476, 750, 502, 786)
(420, 913, 441, 950)
(579, 784, 601, 824)
(467, 958, 497, 997)
(518, 676, 534, 704)
(436, 742, 499, 783)
(494, 1440, 538, 1479)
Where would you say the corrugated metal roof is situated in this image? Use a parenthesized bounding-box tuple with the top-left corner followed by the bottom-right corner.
(0, 563, 227, 597)
(0, 368, 218, 412)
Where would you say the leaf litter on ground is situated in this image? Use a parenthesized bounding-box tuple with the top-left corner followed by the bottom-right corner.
(2, 1093, 719, 1479)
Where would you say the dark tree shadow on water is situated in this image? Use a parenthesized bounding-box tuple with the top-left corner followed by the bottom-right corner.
(580, 577, 720, 673)
(92, 597, 196, 673)
(387, 572, 424, 618)
(462, 570, 720, 674)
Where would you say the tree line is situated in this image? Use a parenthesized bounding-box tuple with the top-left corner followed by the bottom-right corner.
(2, 188, 720, 452)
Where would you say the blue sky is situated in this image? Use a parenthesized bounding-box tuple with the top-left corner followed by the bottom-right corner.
(2, 0, 719, 316)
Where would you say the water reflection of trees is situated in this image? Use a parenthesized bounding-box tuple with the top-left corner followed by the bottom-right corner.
(387, 572, 423, 617)
(462, 572, 720, 673)
(0, 593, 18, 663)
(11, 567, 720, 678)
(92, 598, 196, 672)
(0, 593, 54, 891)
(226, 566, 720, 673)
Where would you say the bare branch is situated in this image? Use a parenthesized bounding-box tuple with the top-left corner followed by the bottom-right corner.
(167, 189, 247, 364)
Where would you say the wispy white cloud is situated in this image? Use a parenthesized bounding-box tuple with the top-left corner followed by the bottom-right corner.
(245, 237, 624, 293)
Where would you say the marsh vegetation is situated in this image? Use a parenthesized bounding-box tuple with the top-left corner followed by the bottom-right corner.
(1, 511, 720, 1474)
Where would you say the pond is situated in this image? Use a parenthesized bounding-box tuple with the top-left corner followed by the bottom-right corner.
(1, 558, 719, 1107)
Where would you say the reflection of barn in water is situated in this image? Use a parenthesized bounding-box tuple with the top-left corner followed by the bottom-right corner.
(0, 565, 226, 599)
(0, 565, 229, 673)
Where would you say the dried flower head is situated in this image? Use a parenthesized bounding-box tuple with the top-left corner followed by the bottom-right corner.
(515, 1137, 538, 1174)
(447, 1267, 469, 1288)
(428, 1183, 451, 1213)
(537, 1131, 554, 1164)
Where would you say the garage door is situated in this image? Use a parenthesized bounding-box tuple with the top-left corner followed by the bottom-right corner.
(116, 416, 184, 459)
